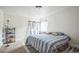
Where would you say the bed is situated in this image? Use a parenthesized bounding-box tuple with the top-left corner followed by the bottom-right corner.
(25, 32, 71, 53)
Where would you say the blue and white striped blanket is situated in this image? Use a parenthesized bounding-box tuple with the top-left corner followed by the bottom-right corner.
(26, 34, 70, 53)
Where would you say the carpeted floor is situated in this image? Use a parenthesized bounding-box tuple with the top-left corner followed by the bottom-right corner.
(10, 45, 38, 53)
(10, 46, 28, 53)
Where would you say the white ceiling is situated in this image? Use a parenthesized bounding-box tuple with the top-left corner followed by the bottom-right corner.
(0, 6, 69, 19)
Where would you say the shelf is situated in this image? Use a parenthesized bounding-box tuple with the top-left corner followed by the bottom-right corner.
(3, 27, 16, 44)
(6, 33, 15, 34)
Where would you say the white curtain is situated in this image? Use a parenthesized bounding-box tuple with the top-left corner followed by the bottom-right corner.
(28, 21, 41, 35)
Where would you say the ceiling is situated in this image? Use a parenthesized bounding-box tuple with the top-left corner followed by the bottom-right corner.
(0, 6, 69, 19)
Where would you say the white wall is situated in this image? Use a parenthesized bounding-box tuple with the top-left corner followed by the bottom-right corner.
(0, 9, 4, 47)
(4, 13, 28, 41)
(47, 7, 79, 45)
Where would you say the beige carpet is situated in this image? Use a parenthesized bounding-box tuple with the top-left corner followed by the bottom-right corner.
(10, 45, 38, 53)
(10, 46, 28, 53)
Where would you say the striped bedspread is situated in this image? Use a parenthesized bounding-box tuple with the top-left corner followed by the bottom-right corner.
(25, 34, 70, 53)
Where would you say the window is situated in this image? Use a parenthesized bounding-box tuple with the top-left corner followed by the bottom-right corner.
(41, 21, 48, 32)
(28, 20, 48, 35)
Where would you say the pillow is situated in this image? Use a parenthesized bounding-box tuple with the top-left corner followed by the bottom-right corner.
(57, 32, 65, 36)
(52, 32, 58, 36)
(47, 32, 53, 34)
(47, 32, 65, 36)
(47, 32, 58, 36)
